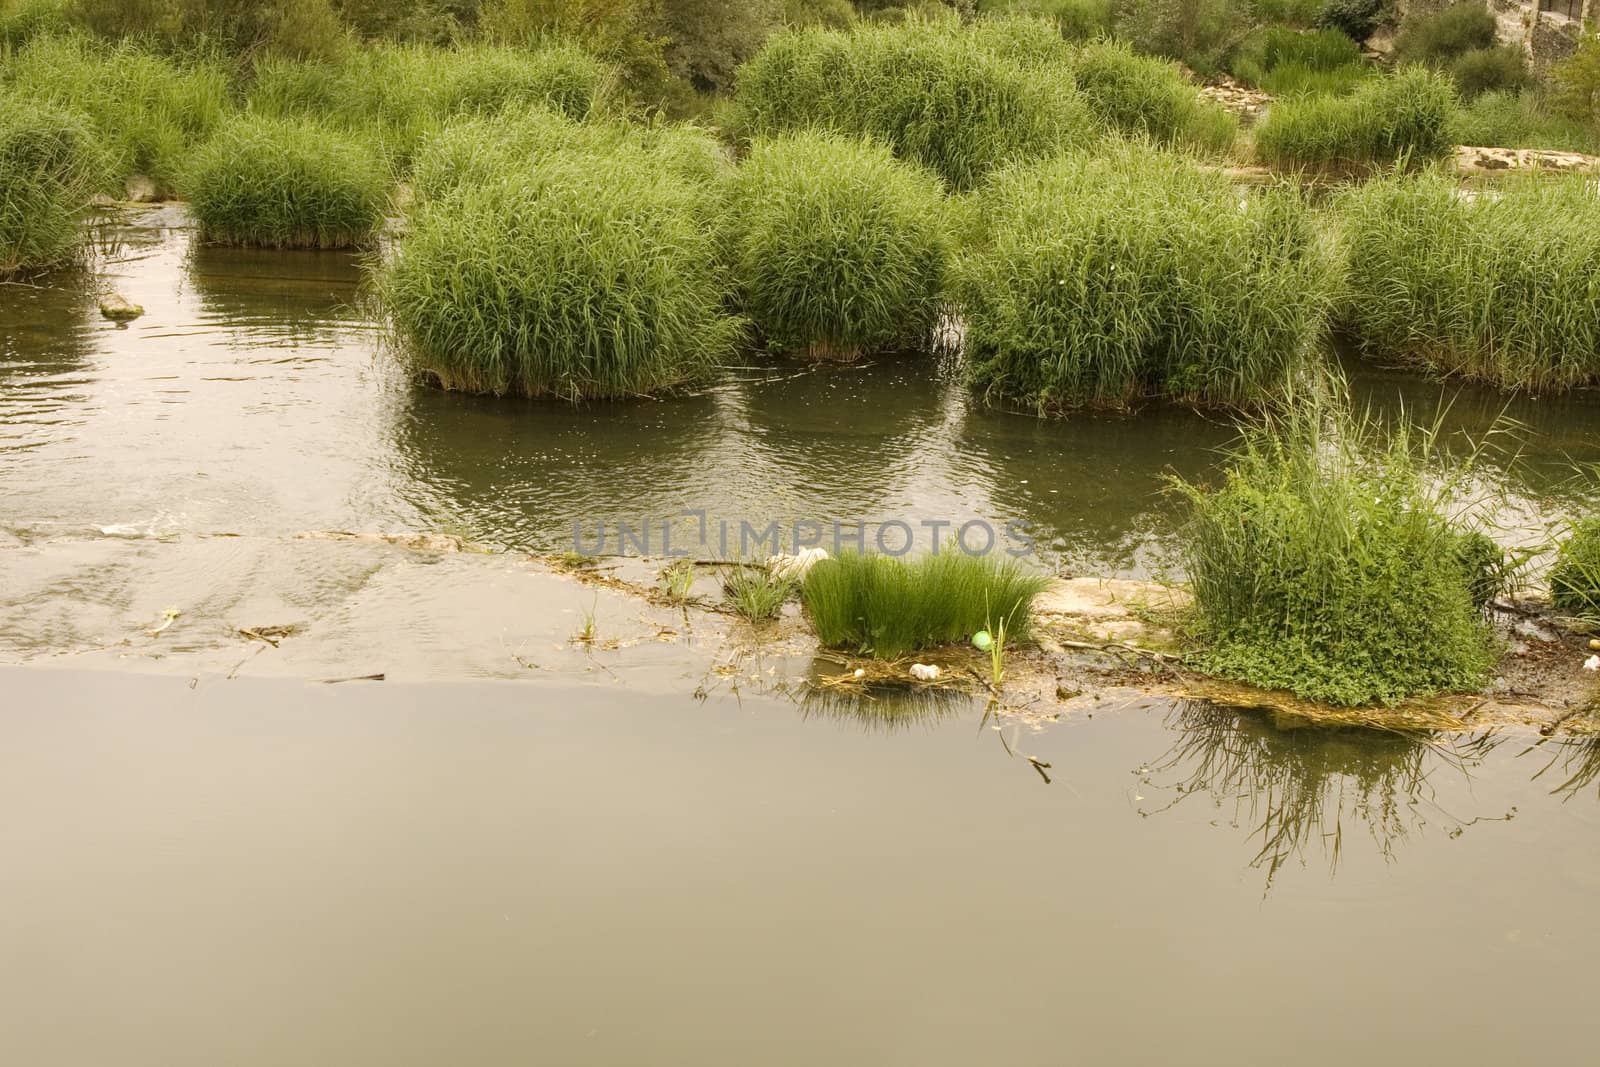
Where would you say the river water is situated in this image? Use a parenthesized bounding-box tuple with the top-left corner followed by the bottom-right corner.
(1, 207, 1598, 1064)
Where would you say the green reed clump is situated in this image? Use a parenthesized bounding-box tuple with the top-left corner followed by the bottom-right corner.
(380, 154, 743, 401)
(1229, 26, 1366, 88)
(182, 115, 389, 249)
(1072, 39, 1236, 152)
(0, 97, 105, 273)
(721, 132, 952, 360)
(0, 0, 65, 50)
(1, 33, 230, 194)
(953, 143, 1332, 412)
(801, 552, 1050, 660)
(726, 14, 1092, 190)
(411, 107, 726, 204)
(1173, 388, 1498, 707)
(247, 41, 610, 172)
(723, 564, 796, 621)
(1337, 169, 1600, 391)
(1551, 519, 1600, 620)
(1448, 90, 1600, 156)
(1254, 66, 1458, 167)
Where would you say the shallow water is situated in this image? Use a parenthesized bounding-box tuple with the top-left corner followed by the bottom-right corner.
(1, 669, 1597, 1065)
(4, 208, 1600, 1063)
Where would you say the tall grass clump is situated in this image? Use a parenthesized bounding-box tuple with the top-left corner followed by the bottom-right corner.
(1254, 66, 1458, 167)
(1448, 90, 1600, 155)
(0, 98, 105, 273)
(975, 0, 1113, 41)
(953, 143, 1332, 412)
(1228, 25, 1372, 96)
(721, 133, 952, 360)
(1550, 519, 1600, 620)
(0, 0, 66, 50)
(411, 107, 726, 204)
(380, 155, 743, 401)
(1, 34, 230, 195)
(1173, 387, 1499, 707)
(726, 15, 1092, 190)
(1072, 39, 1237, 152)
(246, 41, 610, 172)
(801, 553, 1050, 660)
(1337, 170, 1600, 391)
(182, 115, 389, 249)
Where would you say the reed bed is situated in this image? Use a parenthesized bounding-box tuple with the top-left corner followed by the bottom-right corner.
(953, 143, 1332, 412)
(1336, 169, 1600, 391)
(801, 553, 1049, 660)
(726, 14, 1093, 190)
(246, 41, 611, 173)
(0, 97, 105, 273)
(721, 132, 952, 360)
(411, 108, 726, 205)
(379, 154, 743, 401)
(1229, 25, 1370, 96)
(1071, 40, 1236, 152)
(183, 115, 389, 249)
(1253, 66, 1458, 167)
(1172, 387, 1498, 708)
(1, 33, 230, 195)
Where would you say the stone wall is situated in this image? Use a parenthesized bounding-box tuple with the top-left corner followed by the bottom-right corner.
(1391, 0, 1593, 71)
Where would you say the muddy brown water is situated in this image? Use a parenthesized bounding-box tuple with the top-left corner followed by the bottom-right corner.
(3, 207, 1600, 1064)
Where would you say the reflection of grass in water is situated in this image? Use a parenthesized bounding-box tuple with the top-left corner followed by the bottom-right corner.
(797, 683, 978, 734)
(1146, 701, 1496, 891)
(1527, 717, 1600, 801)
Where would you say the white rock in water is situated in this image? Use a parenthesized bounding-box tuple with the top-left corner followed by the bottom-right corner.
(767, 546, 830, 581)
(910, 663, 941, 682)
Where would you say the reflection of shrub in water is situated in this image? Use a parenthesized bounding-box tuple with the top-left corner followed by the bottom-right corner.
(1144, 701, 1496, 890)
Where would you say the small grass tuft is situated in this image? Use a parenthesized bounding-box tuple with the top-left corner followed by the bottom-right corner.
(801, 552, 1049, 660)
(723, 564, 796, 621)
(184, 115, 390, 249)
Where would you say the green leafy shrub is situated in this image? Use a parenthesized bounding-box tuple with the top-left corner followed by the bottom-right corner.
(1251, 0, 1326, 29)
(1315, 0, 1387, 42)
(1393, 1, 1496, 68)
(1337, 169, 1600, 391)
(1073, 39, 1237, 151)
(67, 0, 350, 57)
(1253, 66, 1458, 166)
(801, 552, 1050, 659)
(1173, 387, 1499, 707)
(183, 115, 389, 248)
(726, 15, 1093, 190)
(1, 34, 230, 194)
(1449, 89, 1600, 155)
(411, 107, 727, 203)
(0, 98, 105, 273)
(379, 154, 744, 400)
(1113, 0, 1251, 76)
(953, 143, 1332, 412)
(722, 132, 952, 359)
(247, 41, 610, 171)
(1551, 518, 1600, 619)
(1450, 45, 1530, 99)
(1551, 31, 1600, 129)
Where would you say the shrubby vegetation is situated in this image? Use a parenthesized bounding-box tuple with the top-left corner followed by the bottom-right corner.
(1228, 24, 1371, 96)
(247, 41, 610, 172)
(1551, 519, 1600, 620)
(1337, 169, 1600, 391)
(976, 0, 1111, 40)
(412, 107, 726, 203)
(0, 33, 230, 194)
(954, 143, 1331, 412)
(183, 115, 389, 248)
(721, 132, 952, 359)
(380, 154, 744, 400)
(726, 15, 1093, 189)
(1173, 387, 1499, 707)
(0, 98, 105, 273)
(1393, 1, 1529, 100)
(802, 552, 1049, 659)
(1254, 65, 1458, 166)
